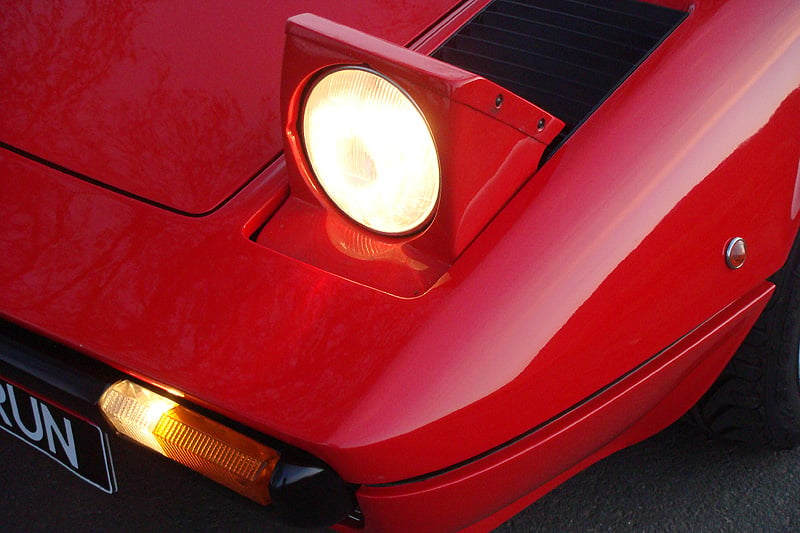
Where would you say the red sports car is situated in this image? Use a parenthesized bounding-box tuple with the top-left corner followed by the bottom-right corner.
(2, 0, 799, 530)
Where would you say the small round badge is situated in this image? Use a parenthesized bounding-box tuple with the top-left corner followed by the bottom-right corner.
(725, 237, 747, 269)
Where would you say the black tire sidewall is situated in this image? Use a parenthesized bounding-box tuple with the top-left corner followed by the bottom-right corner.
(764, 243, 800, 447)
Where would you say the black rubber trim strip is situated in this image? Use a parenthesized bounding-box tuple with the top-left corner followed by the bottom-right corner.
(0, 328, 113, 404)
(0, 320, 123, 425)
(0, 140, 279, 217)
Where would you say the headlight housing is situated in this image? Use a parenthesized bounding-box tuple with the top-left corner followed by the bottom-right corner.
(265, 14, 564, 296)
(301, 68, 440, 235)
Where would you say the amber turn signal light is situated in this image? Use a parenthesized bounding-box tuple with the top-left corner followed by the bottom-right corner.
(100, 380, 279, 505)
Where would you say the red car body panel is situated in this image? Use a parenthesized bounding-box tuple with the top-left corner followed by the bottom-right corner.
(1, 0, 800, 530)
(356, 282, 773, 532)
(0, 0, 460, 214)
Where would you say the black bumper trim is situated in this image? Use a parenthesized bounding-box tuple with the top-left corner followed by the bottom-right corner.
(0, 321, 120, 424)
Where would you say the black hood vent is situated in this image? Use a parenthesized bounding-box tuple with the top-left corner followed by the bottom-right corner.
(433, 0, 686, 155)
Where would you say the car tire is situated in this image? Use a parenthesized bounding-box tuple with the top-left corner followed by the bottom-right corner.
(689, 233, 800, 448)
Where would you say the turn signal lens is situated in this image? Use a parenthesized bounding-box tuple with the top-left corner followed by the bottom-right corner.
(301, 68, 440, 235)
(100, 380, 279, 505)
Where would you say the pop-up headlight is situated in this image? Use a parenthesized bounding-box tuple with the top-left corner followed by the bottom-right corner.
(302, 67, 440, 235)
(262, 14, 565, 296)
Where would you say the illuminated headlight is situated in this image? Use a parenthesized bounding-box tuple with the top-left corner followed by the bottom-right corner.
(301, 68, 440, 235)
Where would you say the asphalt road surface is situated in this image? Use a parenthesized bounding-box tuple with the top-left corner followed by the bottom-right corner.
(3, 419, 799, 532)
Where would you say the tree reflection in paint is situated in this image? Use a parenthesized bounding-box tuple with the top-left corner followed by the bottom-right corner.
(0, 0, 277, 213)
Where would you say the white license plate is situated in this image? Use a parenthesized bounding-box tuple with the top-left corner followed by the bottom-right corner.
(0, 376, 116, 493)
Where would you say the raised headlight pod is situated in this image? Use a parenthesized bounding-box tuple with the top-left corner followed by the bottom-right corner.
(301, 67, 440, 235)
(268, 14, 564, 296)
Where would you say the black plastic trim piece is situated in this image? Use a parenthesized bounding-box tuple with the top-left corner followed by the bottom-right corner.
(269, 449, 360, 528)
(0, 321, 121, 424)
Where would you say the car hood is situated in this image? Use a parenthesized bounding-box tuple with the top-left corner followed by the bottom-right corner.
(0, 0, 459, 214)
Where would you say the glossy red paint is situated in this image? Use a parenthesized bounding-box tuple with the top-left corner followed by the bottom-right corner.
(0, 0, 460, 214)
(355, 282, 773, 532)
(0, 0, 799, 530)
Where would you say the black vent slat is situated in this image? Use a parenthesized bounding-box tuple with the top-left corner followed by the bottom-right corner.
(521, 0, 677, 34)
(480, 11, 646, 64)
(441, 47, 609, 105)
(448, 33, 620, 89)
(432, 0, 686, 156)
(575, 0, 685, 24)
(462, 22, 632, 80)
(492, 2, 661, 51)
(444, 58, 595, 125)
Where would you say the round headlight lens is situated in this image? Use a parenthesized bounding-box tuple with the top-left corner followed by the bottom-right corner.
(301, 68, 440, 235)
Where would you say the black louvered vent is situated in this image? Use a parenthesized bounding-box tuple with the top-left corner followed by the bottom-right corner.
(433, 0, 686, 153)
